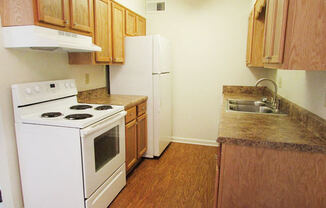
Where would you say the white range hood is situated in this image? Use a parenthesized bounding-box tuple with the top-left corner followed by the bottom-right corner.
(2, 25, 101, 52)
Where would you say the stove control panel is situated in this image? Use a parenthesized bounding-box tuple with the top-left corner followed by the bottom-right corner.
(12, 79, 77, 107)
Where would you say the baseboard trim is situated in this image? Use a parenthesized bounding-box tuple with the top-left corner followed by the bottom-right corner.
(171, 137, 219, 147)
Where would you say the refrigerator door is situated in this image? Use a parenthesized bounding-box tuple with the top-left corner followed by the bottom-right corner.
(153, 35, 172, 74)
(153, 73, 172, 156)
(110, 36, 155, 158)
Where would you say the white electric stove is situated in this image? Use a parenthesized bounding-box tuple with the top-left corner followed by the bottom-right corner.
(12, 79, 127, 208)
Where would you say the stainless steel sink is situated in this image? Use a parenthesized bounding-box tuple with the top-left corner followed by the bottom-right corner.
(226, 99, 287, 115)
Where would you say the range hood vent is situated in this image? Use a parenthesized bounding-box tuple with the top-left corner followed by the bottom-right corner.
(2, 26, 101, 52)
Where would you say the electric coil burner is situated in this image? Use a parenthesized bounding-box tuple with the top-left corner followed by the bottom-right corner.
(95, 105, 113, 110)
(41, 112, 63, 118)
(70, 105, 93, 110)
(65, 114, 93, 120)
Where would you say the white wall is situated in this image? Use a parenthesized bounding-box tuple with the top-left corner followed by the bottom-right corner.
(114, 0, 146, 16)
(146, 0, 272, 141)
(272, 70, 326, 119)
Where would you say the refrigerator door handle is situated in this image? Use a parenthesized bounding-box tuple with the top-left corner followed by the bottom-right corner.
(152, 72, 170, 75)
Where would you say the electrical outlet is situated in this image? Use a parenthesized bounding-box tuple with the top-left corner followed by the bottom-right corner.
(277, 76, 282, 88)
(85, 73, 90, 85)
(324, 90, 326, 108)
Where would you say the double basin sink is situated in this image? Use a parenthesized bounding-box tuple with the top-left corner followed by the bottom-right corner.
(226, 99, 287, 116)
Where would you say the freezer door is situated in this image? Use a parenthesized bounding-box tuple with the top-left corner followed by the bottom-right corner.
(153, 35, 172, 74)
(153, 73, 172, 156)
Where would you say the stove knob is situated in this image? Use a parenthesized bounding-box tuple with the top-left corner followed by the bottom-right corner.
(65, 83, 70, 88)
(34, 86, 41, 93)
(25, 88, 32, 95)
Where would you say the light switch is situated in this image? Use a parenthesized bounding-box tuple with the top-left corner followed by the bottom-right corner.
(85, 73, 90, 84)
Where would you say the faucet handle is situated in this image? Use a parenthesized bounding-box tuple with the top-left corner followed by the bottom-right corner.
(261, 97, 268, 103)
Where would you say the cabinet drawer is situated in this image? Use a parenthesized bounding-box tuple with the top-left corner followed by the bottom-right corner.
(125, 107, 137, 123)
(137, 102, 147, 116)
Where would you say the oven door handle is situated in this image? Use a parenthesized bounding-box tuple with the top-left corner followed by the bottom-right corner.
(81, 111, 127, 137)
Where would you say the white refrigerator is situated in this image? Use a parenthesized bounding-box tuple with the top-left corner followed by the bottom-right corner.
(110, 35, 172, 158)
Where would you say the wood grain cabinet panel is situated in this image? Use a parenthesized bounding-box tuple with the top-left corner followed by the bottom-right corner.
(137, 114, 147, 158)
(125, 107, 137, 124)
(36, 0, 66, 27)
(136, 16, 146, 36)
(94, 0, 112, 63)
(69, 0, 92, 33)
(137, 102, 146, 116)
(263, 0, 289, 64)
(216, 144, 326, 208)
(281, 0, 326, 70)
(246, 1, 265, 68)
(111, 2, 125, 63)
(246, 11, 254, 66)
(125, 120, 138, 172)
(124, 101, 148, 174)
(125, 10, 137, 36)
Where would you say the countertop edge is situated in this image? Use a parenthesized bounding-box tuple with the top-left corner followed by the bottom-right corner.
(217, 136, 326, 154)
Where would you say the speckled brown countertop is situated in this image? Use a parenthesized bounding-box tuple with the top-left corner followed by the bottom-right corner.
(77, 88, 147, 110)
(217, 86, 326, 153)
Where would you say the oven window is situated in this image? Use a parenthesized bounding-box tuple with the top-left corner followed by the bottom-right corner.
(94, 126, 119, 172)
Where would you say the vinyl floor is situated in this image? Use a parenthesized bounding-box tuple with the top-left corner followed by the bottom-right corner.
(109, 142, 217, 208)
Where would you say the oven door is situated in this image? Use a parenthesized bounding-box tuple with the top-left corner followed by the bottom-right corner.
(80, 111, 126, 198)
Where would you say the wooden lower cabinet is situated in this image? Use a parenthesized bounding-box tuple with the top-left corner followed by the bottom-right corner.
(125, 101, 148, 173)
(137, 114, 147, 158)
(215, 144, 326, 208)
(125, 120, 138, 171)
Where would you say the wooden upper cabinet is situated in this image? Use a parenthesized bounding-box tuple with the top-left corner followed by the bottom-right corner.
(246, 11, 254, 66)
(36, 0, 66, 27)
(69, 0, 92, 33)
(111, 2, 125, 63)
(136, 16, 146, 36)
(246, 1, 265, 68)
(94, 0, 112, 63)
(125, 10, 137, 36)
(263, 0, 289, 64)
(137, 114, 147, 158)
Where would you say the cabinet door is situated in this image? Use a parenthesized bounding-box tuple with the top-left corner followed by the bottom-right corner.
(125, 120, 138, 172)
(270, 0, 288, 64)
(263, 0, 289, 64)
(94, 0, 112, 63)
(246, 11, 254, 66)
(36, 0, 66, 27)
(125, 10, 137, 36)
(111, 2, 125, 63)
(70, 0, 92, 33)
(136, 16, 146, 36)
(137, 114, 147, 158)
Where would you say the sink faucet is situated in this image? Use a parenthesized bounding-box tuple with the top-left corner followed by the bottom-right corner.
(255, 78, 279, 111)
